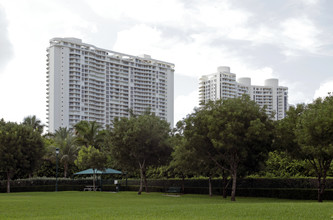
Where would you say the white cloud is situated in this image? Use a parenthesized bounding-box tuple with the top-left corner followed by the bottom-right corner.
(195, 1, 251, 29)
(174, 90, 198, 124)
(314, 81, 333, 100)
(0, 59, 44, 123)
(227, 16, 322, 56)
(90, 0, 324, 59)
(113, 23, 282, 95)
(0, 6, 13, 72)
(113, 24, 253, 77)
(0, 0, 97, 124)
(0, 0, 330, 125)
(113, 24, 165, 55)
(237, 67, 276, 86)
(281, 17, 320, 53)
(278, 80, 313, 105)
(85, 0, 185, 24)
(85, 0, 252, 32)
(298, 0, 320, 6)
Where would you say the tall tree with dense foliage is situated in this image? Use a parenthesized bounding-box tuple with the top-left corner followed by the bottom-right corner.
(183, 96, 273, 201)
(277, 97, 333, 202)
(274, 104, 305, 154)
(75, 146, 107, 190)
(168, 121, 197, 183)
(182, 108, 231, 198)
(174, 118, 223, 196)
(74, 121, 105, 149)
(263, 150, 310, 178)
(206, 96, 273, 201)
(22, 115, 44, 134)
(109, 112, 172, 194)
(0, 119, 44, 192)
(169, 137, 198, 193)
(294, 96, 333, 202)
(53, 127, 79, 177)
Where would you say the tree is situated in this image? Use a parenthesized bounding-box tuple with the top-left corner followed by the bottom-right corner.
(168, 122, 196, 187)
(207, 96, 273, 201)
(53, 127, 79, 177)
(109, 111, 172, 194)
(74, 121, 105, 149)
(172, 119, 223, 197)
(169, 137, 198, 193)
(182, 108, 231, 198)
(277, 97, 333, 202)
(294, 96, 333, 202)
(183, 96, 273, 201)
(274, 104, 305, 154)
(22, 115, 44, 134)
(263, 150, 310, 178)
(0, 119, 44, 192)
(75, 146, 107, 190)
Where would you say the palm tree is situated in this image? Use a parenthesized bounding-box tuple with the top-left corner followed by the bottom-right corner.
(74, 121, 105, 149)
(22, 115, 44, 134)
(54, 127, 79, 177)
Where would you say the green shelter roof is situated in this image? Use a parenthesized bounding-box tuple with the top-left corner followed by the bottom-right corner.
(74, 168, 122, 175)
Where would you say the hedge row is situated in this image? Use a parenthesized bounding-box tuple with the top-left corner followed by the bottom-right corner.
(2, 184, 333, 200)
(2, 178, 332, 189)
(124, 185, 333, 200)
(0, 184, 119, 193)
(2, 178, 333, 200)
(0, 178, 118, 187)
(125, 178, 333, 189)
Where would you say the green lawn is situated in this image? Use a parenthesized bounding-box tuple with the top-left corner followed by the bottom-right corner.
(0, 191, 332, 219)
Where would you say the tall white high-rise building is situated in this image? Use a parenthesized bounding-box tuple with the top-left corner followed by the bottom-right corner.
(199, 66, 288, 120)
(46, 38, 174, 133)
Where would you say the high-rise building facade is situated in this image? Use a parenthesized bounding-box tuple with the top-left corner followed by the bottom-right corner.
(199, 66, 288, 120)
(46, 38, 174, 133)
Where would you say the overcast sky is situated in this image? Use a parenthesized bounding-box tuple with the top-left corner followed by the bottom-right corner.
(0, 0, 332, 127)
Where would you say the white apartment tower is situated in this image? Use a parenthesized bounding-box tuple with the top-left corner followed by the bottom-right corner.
(46, 38, 174, 133)
(199, 66, 288, 120)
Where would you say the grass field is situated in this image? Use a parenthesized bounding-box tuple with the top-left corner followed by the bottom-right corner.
(0, 191, 332, 219)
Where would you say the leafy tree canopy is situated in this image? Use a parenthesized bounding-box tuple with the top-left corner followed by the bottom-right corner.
(0, 119, 44, 192)
(53, 127, 79, 178)
(295, 95, 333, 202)
(182, 95, 274, 201)
(74, 121, 105, 149)
(109, 111, 172, 194)
(22, 115, 44, 134)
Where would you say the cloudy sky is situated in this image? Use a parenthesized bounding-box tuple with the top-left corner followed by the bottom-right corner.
(0, 0, 332, 126)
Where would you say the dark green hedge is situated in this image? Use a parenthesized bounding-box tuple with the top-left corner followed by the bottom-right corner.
(123, 186, 333, 200)
(2, 177, 333, 200)
(234, 188, 333, 200)
(0, 185, 83, 193)
(0, 184, 121, 193)
(3, 178, 332, 189)
(125, 178, 333, 189)
(0, 178, 118, 187)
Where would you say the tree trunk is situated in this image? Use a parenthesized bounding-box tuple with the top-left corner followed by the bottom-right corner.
(318, 184, 323, 202)
(181, 175, 185, 193)
(231, 169, 237, 201)
(311, 159, 331, 203)
(222, 187, 227, 198)
(138, 164, 143, 195)
(209, 176, 212, 197)
(93, 171, 96, 191)
(64, 163, 68, 178)
(6, 172, 11, 193)
(317, 166, 328, 202)
(222, 172, 228, 199)
(143, 168, 148, 193)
